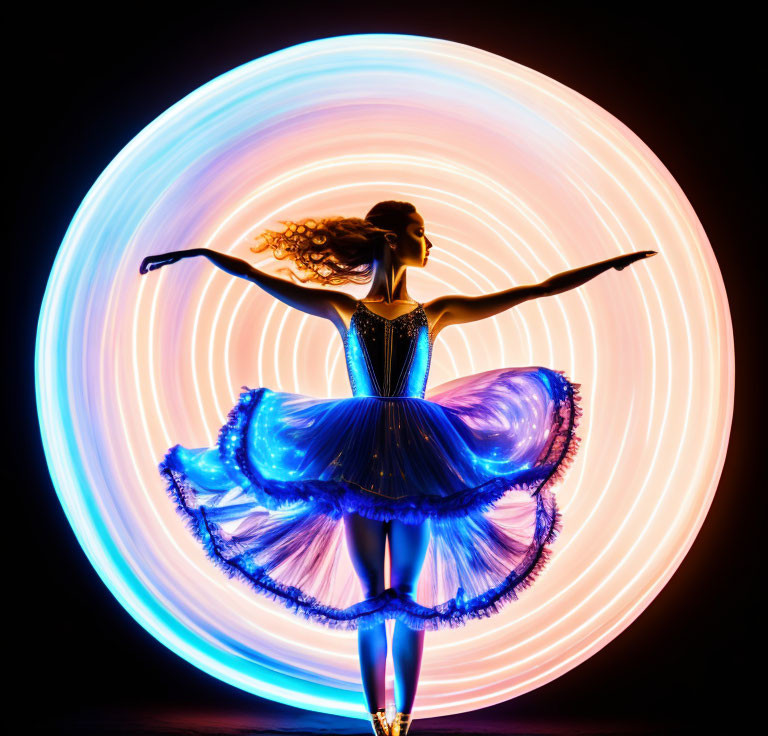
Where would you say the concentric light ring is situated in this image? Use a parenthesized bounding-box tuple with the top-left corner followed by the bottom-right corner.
(36, 34, 734, 719)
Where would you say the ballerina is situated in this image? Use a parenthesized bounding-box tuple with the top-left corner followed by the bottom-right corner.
(140, 200, 655, 735)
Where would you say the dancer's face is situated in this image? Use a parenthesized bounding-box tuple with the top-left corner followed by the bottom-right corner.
(390, 212, 433, 268)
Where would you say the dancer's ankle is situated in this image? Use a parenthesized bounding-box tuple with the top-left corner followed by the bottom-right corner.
(391, 710, 412, 736)
(369, 708, 390, 736)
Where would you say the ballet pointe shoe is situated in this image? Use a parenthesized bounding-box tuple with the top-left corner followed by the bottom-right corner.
(391, 711, 412, 736)
(369, 708, 390, 736)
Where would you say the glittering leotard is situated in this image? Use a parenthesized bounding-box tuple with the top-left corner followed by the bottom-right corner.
(343, 301, 433, 399)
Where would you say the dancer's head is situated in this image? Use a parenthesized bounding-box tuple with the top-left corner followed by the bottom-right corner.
(250, 200, 432, 286)
(365, 200, 432, 271)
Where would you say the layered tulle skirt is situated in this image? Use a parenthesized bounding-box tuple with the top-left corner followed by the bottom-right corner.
(159, 367, 582, 631)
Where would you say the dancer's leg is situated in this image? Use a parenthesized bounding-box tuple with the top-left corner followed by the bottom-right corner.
(389, 518, 431, 714)
(344, 511, 389, 713)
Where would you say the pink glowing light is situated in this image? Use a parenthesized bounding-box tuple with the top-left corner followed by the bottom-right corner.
(37, 35, 734, 718)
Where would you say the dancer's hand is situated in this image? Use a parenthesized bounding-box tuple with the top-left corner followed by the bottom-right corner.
(612, 250, 657, 271)
(140, 251, 188, 274)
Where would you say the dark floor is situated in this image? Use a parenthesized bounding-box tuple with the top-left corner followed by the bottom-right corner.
(36, 708, 683, 735)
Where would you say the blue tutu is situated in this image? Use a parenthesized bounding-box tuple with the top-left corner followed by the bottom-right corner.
(159, 301, 581, 630)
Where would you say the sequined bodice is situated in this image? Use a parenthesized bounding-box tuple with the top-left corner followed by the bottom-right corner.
(342, 301, 432, 398)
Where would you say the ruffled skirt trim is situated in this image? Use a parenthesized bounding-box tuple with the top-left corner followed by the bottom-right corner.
(158, 367, 582, 631)
(162, 464, 563, 631)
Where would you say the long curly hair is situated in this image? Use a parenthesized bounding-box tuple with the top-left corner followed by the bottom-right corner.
(250, 200, 417, 286)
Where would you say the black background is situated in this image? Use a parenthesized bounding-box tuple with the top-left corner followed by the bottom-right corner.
(11, 4, 758, 733)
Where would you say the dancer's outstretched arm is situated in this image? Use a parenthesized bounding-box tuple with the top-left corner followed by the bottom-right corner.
(139, 248, 352, 320)
(426, 250, 657, 331)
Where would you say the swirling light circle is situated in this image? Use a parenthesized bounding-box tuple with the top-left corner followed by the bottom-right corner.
(36, 34, 734, 719)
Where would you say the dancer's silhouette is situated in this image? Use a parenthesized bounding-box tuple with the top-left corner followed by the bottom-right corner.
(140, 200, 655, 735)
